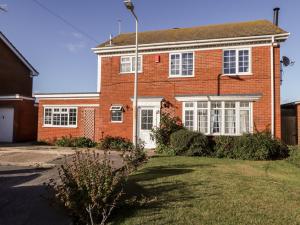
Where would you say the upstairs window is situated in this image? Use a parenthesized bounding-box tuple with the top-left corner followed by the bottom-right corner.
(120, 56, 142, 73)
(170, 52, 194, 77)
(223, 49, 250, 75)
(43, 107, 77, 127)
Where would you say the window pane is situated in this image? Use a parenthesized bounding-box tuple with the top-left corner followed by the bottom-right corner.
(225, 109, 236, 134)
(44, 108, 52, 125)
(223, 50, 236, 74)
(131, 56, 142, 72)
(111, 110, 122, 122)
(170, 54, 180, 75)
(120, 57, 131, 73)
(61, 113, 68, 126)
(185, 102, 194, 108)
(198, 109, 208, 133)
(141, 109, 153, 130)
(53, 113, 61, 125)
(69, 109, 77, 125)
(182, 53, 193, 75)
(238, 50, 249, 73)
(240, 110, 250, 133)
(211, 102, 222, 133)
(184, 110, 194, 130)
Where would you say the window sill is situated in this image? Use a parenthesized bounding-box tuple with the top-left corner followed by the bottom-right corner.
(120, 72, 142, 75)
(42, 125, 78, 128)
(111, 121, 123, 123)
(168, 75, 195, 78)
(222, 73, 253, 77)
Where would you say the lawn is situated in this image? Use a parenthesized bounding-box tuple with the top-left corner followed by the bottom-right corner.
(111, 156, 300, 225)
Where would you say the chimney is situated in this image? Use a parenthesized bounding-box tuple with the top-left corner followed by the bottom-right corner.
(273, 7, 280, 26)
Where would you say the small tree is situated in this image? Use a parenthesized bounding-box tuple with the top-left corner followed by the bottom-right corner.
(151, 112, 183, 147)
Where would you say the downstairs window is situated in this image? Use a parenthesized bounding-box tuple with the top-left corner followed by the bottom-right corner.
(183, 101, 251, 135)
(43, 107, 77, 127)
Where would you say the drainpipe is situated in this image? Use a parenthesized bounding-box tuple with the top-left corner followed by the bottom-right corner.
(270, 35, 275, 137)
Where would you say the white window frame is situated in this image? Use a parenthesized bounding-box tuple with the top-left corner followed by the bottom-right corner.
(120, 55, 143, 74)
(169, 52, 195, 78)
(223, 48, 252, 76)
(110, 105, 123, 123)
(182, 100, 253, 136)
(43, 107, 78, 128)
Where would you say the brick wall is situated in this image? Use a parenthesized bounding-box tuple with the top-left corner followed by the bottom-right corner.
(37, 99, 100, 142)
(0, 100, 37, 142)
(0, 38, 33, 97)
(98, 46, 282, 140)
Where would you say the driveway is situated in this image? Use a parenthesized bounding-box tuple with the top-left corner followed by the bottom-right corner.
(0, 145, 124, 225)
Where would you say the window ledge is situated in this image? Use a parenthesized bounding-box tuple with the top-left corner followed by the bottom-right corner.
(222, 73, 253, 77)
(42, 125, 78, 128)
(168, 75, 195, 78)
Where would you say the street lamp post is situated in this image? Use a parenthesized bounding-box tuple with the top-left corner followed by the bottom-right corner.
(124, 0, 138, 147)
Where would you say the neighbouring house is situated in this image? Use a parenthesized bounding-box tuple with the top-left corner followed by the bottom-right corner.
(281, 102, 300, 145)
(35, 19, 289, 148)
(0, 32, 39, 142)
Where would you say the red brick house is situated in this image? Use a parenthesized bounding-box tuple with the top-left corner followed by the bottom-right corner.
(35, 20, 289, 148)
(0, 32, 39, 142)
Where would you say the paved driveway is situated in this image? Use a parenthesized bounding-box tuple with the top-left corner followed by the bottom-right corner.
(0, 145, 124, 225)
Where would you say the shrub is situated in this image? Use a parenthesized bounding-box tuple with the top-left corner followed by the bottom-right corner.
(50, 150, 126, 225)
(213, 132, 289, 160)
(99, 136, 134, 151)
(213, 136, 236, 158)
(151, 112, 183, 147)
(287, 146, 300, 167)
(155, 144, 176, 156)
(55, 136, 97, 148)
(170, 129, 211, 156)
(234, 132, 289, 160)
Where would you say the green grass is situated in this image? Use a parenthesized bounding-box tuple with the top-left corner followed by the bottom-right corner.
(110, 155, 300, 225)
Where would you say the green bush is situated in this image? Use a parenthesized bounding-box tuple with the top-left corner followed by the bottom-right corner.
(155, 144, 176, 156)
(287, 146, 300, 167)
(55, 136, 97, 148)
(214, 136, 237, 158)
(213, 132, 289, 160)
(151, 112, 183, 147)
(99, 136, 134, 151)
(170, 129, 211, 156)
(50, 150, 126, 225)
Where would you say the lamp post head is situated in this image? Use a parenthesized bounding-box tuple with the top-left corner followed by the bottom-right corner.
(124, 0, 134, 11)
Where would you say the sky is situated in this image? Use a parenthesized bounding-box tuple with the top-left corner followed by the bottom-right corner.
(0, 0, 299, 103)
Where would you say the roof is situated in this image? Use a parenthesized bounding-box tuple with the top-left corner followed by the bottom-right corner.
(34, 92, 100, 99)
(0, 32, 39, 76)
(97, 20, 288, 48)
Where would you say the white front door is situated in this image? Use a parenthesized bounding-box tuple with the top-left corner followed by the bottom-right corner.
(138, 107, 160, 149)
(0, 108, 14, 142)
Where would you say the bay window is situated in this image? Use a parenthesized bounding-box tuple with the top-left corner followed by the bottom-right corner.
(223, 48, 251, 75)
(43, 107, 77, 127)
(183, 101, 252, 135)
(170, 52, 194, 77)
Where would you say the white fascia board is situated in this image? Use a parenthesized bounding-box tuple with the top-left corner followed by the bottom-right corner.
(175, 95, 261, 102)
(43, 104, 99, 107)
(0, 94, 35, 101)
(92, 33, 290, 54)
(34, 93, 100, 99)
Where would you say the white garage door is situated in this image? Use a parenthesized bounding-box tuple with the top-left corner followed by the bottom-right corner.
(0, 108, 14, 142)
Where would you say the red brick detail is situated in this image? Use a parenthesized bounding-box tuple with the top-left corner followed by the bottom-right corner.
(37, 99, 100, 142)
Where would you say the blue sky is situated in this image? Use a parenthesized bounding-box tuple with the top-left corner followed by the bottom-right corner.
(0, 0, 299, 103)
